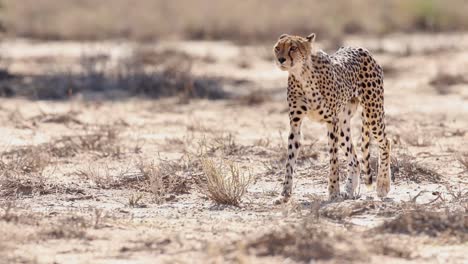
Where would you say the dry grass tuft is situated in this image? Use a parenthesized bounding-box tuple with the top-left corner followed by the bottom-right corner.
(457, 153, 468, 173)
(202, 133, 247, 156)
(128, 192, 145, 208)
(377, 208, 468, 240)
(320, 200, 376, 220)
(138, 159, 192, 204)
(40, 215, 90, 239)
(200, 158, 251, 206)
(0, 146, 54, 197)
(0, 170, 52, 197)
(379, 153, 442, 183)
(75, 164, 126, 189)
(48, 125, 123, 158)
(1, 125, 123, 160)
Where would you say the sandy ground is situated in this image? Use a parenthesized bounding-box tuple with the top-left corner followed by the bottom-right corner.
(0, 33, 467, 264)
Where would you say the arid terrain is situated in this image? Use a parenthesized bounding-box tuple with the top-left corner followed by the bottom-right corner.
(0, 33, 467, 263)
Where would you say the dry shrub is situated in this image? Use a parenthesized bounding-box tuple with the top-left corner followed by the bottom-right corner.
(128, 192, 145, 208)
(457, 153, 468, 172)
(200, 158, 251, 206)
(247, 219, 366, 262)
(368, 238, 413, 259)
(67, 126, 121, 158)
(379, 153, 442, 183)
(75, 164, 119, 188)
(311, 199, 407, 221)
(0, 147, 54, 197)
(48, 125, 122, 158)
(137, 159, 192, 204)
(377, 208, 468, 240)
(319, 200, 376, 220)
(246, 217, 416, 262)
(75, 163, 140, 189)
(1, 146, 50, 173)
(40, 215, 89, 239)
(199, 133, 247, 156)
(1, 206, 93, 240)
(1, 125, 122, 160)
(0, 170, 52, 197)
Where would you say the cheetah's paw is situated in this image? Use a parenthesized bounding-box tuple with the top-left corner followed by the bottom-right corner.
(376, 178, 390, 198)
(273, 195, 290, 205)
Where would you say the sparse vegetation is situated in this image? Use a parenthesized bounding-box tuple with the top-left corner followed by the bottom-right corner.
(246, 217, 415, 262)
(0, 124, 123, 159)
(0, 145, 53, 197)
(247, 220, 343, 261)
(75, 163, 132, 189)
(0, 6, 467, 261)
(200, 158, 251, 206)
(457, 153, 468, 173)
(391, 153, 443, 183)
(138, 159, 192, 203)
(377, 207, 467, 240)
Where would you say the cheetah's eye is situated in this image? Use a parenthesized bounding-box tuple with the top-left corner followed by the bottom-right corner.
(290, 46, 298, 52)
(275, 46, 280, 52)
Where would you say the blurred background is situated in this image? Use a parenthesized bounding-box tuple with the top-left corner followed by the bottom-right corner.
(0, 0, 467, 100)
(0, 2, 467, 262)
(2, 0, 468, 42)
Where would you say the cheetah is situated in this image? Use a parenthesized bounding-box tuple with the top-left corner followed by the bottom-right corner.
(273, 33, 391, 204)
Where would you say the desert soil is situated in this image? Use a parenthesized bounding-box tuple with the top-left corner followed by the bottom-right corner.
(0, 33, 467, 264)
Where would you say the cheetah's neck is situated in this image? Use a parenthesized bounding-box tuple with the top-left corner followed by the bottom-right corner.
(289, 58, 320, 93)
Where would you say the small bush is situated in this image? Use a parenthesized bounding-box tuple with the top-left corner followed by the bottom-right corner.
(377, 208, 467, 240)
(371, 152, 442, 184)
(247, 219, 367, 262)
(0, 146, 53, 197)
(457, 153, 468, 172)
(200, 158, 251, 206)
(138, 160, 191, 204)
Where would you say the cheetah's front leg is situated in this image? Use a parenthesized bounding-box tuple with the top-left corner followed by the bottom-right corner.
(274, 114, 304, 205)
(327, 122, 340, 200)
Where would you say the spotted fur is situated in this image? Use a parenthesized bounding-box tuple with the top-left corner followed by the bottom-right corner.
(273, 33, 391, 203)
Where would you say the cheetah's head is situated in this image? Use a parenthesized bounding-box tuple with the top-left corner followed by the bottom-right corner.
(273, 33, 316, 71)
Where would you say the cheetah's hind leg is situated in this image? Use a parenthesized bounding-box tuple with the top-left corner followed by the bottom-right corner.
(337, 102, 360, 199)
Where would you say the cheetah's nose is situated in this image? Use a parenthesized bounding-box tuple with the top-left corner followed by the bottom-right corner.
(278, 57, 286, 64)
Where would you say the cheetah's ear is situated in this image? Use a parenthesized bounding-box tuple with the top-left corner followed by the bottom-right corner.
(279, 34, 288, 40)
(306, 33, 316, 43)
